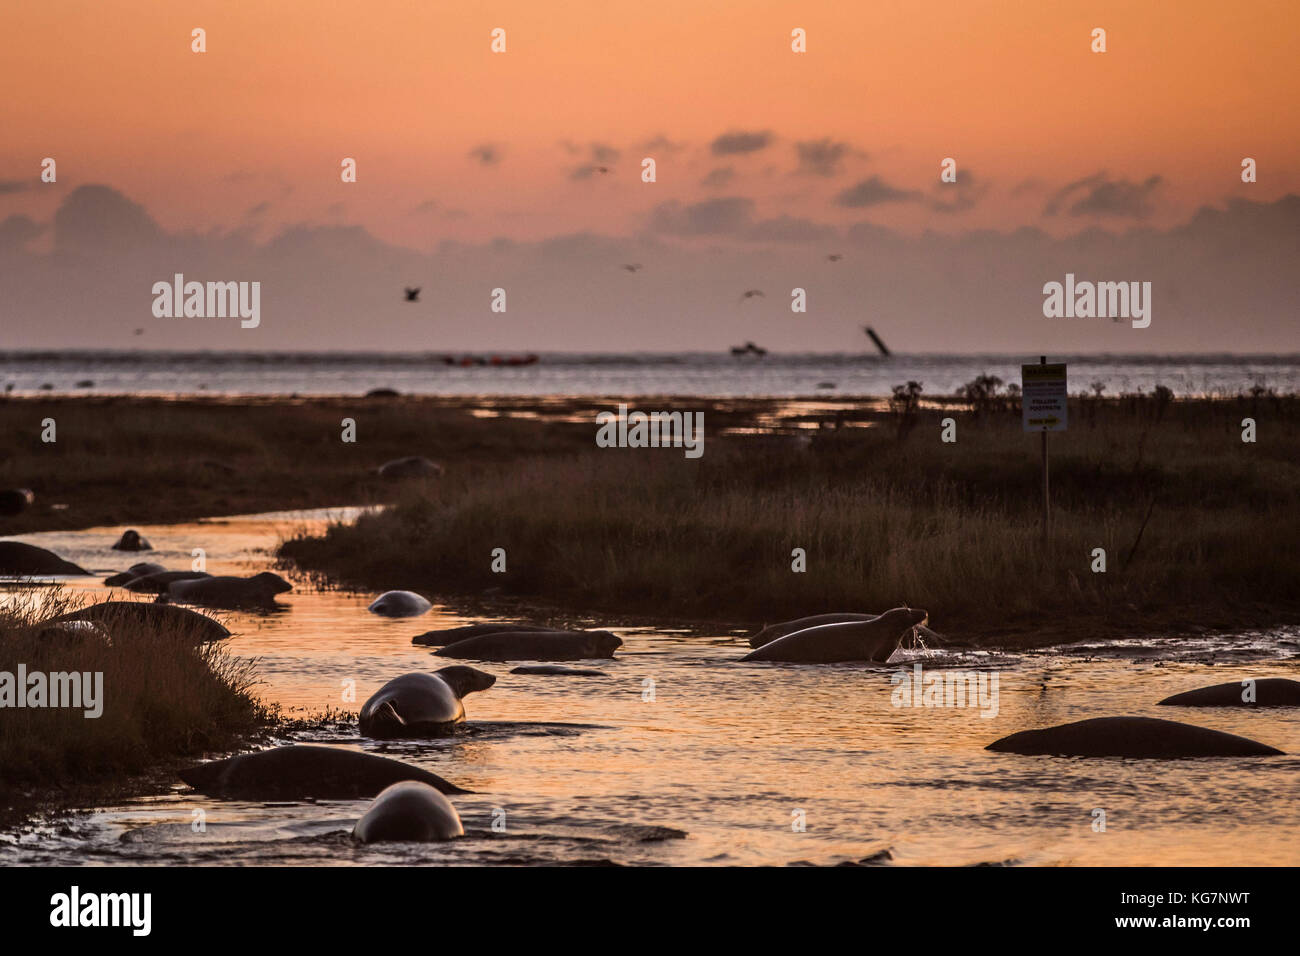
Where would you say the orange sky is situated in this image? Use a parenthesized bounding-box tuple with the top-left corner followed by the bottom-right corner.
(3, 0, 1297, 248)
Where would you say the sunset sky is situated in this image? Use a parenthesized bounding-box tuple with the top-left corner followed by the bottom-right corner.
(1, 1, 1297, 351)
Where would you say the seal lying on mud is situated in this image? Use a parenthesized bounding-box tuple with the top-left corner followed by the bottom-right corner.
(741, 607, 928, 663)
(111, 529, 152, 551)
(368, 590, 432, 618)
(1158, 678, 1300, 708)
(39, 600, 231, 644)
(166, 572, 292, 608)
(104, 562, 167, 586)
(359, 666, 497, 738)
(125, 570, 212, 593)
(413, 622, 551, 646)
(510, 664, 608, 676)
(377, 456, 443, 480)
(986, 716, 1283, 758)
(435, 629, 622, 662)
(0, 541, 89, 576)
(748, 612, 879, 648)
(353, 781, 464, 843)
(179, 744, 469, 799)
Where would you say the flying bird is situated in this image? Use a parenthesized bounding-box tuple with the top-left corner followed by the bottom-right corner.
(596, 166, 611, 174)
(827, 254, 844, 262)
(404, 287, 421, 302)
(740, 289, 765, 301)
(622, 264, 642, 272)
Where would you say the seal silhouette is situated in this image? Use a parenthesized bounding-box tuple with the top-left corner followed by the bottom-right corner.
(368, 590, 432, 618)
(434, 629, 622, 662)
(377, 457, 443, 480)
(748, 612, 878, 648)
(741, 607, 928, 663)
(413, 622, 550, 646)
(104, 562, 167, 586)
(125, 570, 212, 593)
(112, 529, 152, 551)
(39, 601, 230, 644)
(178, 744, 468, 799)
(359, 666, 497, 738)
(353, 781, 464, 843)
(986, 716, 1283, 758)
(1158, 678, 1300, 707)
(167, 572, 291, 608)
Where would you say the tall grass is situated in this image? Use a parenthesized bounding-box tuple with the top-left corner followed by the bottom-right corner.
(280, 396, 1300, 638)
(0, 590, 270, 792)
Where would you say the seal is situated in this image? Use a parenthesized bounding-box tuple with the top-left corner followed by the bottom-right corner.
(413, 622, 550, 646)
(0, 541, 90, 576)
(112, 529, 152, 551)
(0, 488, 35, 517)
(103, 562, 167, 586)
(377, 456, 443, 480)
(435, 629, 622, 662)
(124, 570, 212, 593)
(1158, 678, 1300, 707)
(368, 590, 433, 618)
(37, 620, 112, 644)
(986, 716, 1283, 758)
(178, 744, 469, 799)
(39, 600, 231, 644)
(353, 781, 464, 843)
(166, 571, 292, 608)
(510, 664, 608, 676)
(748, 612, 878, 648)
(359, 666, 497, 738)
(741, 607, 928, 663)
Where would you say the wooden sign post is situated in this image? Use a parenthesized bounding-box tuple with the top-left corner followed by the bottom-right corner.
(1022, 357, 1067, 543)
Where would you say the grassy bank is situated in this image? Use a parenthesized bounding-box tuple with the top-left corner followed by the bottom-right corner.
(280, 392, 1300, 642)
(0, 590, 271, 816)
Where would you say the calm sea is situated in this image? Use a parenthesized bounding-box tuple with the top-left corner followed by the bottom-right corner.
(2, 351, 1298, 398)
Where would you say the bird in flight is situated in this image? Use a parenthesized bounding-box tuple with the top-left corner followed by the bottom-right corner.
(596, 166, 611, 174)
(827, 254, 844, 262)
(404, 287, 421, 302)
(622, 264, 642, 272)
(740, 289, 765, 301)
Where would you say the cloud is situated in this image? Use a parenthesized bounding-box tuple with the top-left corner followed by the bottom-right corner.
(710, 130, 772, 156)
(701, 167, 736, 189)
(640, 134, 686, 154)
(245, 201, 272, 219)
(0, 179, 31, 195)
(1044, 172, 1162, 219)
(794, 139, 852, 176)
(468, 144, 503, 166)
(931, 170, 990, 214)
(746, 215, 838, 241)
(649, 197, 754, 236)
(568, 142, 622, 180)
(834, 175, 921, 208)
(53, 184, 161, 252)
(0, 214, 43, 248)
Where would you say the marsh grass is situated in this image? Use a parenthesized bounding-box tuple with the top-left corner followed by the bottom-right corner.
(280, 395, 1300, 640)
(0, 589, 271, 794)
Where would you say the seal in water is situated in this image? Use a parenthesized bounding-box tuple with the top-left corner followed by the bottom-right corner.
(112, 529, 152, 551)
(353, 781, 464, 843)
(104, 562, 167, 586)
(741, 607, 928, 663)
(178, 744, 469, 799)
(359, 666, 497, 738)
(0, 541, 90, 576)
(166, 571, 292, 608)
(377, 456, 443, 480)
(39, 601, 231, 643)
(434, 629, 622, 662)
(412, 622, 551, 646)
(985, 716, 1283, 758)
(748, 612, 879, 648)
(510, 664, 608, 676)
(125, 570, 212, 593)
(368, 590, 433, 618)
(1158, 678, 1300, 708)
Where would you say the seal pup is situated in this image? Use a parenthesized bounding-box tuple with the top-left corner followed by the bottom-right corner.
(413, 621, 551, 646)
(1158, 678, 1300, 707)
(166, 571, 292, 609)
(39, 601, 230, 644)
(741, 607, 928, 663)
(359, 666, 497, 738)
(353, 781, 463, 843)
(178, 744, 468, 799)
(986, 716, 1283, 758)
(112, 529, 152, 551)
(368, 590, 433, 618)
(377, 456, 443, 480)
(104, 562, 167, 586)
(0, 541, 90, 576)
(125, 570, 211, 593)
(435, 629, 622, 662)
(748, 612, 878, 648)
